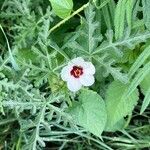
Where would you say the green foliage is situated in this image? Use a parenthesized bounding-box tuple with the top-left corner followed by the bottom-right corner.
(68, 89, 107, 137)
(114, 0, 127, 39)
(49, 0, 73, 19)
(114, 0, 140, 39)
(0, 0, 150, 149)
(140, 74, 150, 114)
(123, 61, 150, 99)
(140, 73, 150, 95)
(0, 25, 19, 70)
(94, 0, 116, 30)
(105, 81, 139, 129)
(64, 4, 102, 55)
(128, 44, 150, 78)
(140, 88, 150, 114)
(142, 0, 150, 30)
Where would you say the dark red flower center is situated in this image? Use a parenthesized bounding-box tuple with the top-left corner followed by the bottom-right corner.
(70, 66, 83, 78)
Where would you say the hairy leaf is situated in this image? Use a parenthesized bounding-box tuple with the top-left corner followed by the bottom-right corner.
(105, 81, 139, 127)
(68, 89, 107, 137)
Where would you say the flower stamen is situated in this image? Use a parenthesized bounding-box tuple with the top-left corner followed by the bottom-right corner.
(70, 66, 83, 78)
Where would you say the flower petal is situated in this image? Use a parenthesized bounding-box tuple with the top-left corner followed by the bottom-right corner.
(61, 65, 72, 81)
(79, 75, 95, 86)
(67, 78, 82, 92)
(70, 57, 85, 66)
(83, 62, 95, 75)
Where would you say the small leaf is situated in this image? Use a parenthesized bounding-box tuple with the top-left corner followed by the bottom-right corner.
(105, 81, 139, 127)
(49, 0, 73, 19)
(68, 89, 107, 137)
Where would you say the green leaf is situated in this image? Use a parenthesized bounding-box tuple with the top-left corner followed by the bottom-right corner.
(105, 118, 126, 132)
(140, 88, 150, 114)
(140, 73, 150, 95)
(123, 61, 150, 99)
(114, 0, 136, 39)
(68, 89, 107, 137)
(0, 24, 19, 71)
(128, 45, 150, 79)
(140, 73, 150, 114)
(126, 0, 136, 31)
(105, 81, 139, 127)
(142, 0, 150, 30)
(49, 0, 73, 19)
(17, 48, 38, 63)
(114, 0, 127, 39)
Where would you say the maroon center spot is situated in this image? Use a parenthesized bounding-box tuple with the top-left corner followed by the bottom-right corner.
(70, 66, 83, 78)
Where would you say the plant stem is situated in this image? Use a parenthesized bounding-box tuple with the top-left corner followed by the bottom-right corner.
(49, 2, 89, 34)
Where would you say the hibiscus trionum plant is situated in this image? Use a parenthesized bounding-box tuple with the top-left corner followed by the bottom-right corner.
(0, 0, 150, 149)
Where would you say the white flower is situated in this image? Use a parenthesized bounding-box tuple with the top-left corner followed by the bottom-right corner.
(61, 57, 95, 92)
